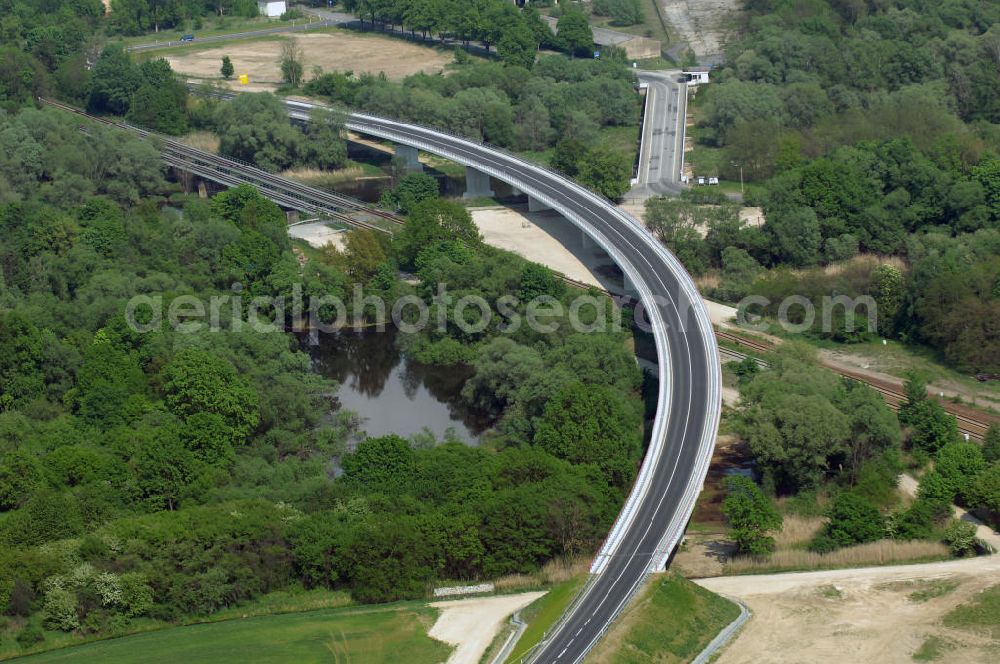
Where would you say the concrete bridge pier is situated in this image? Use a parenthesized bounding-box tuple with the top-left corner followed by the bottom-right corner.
(395, 144, 423, 171)
(463, 167, 495, 199)
(528, 196, 552, 212)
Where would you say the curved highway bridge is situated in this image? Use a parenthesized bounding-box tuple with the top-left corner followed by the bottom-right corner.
(305, 106, 723, 663)
(48, 97, 722, 663)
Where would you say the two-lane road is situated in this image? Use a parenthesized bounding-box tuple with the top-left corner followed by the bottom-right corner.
(635, 71, 688, 196)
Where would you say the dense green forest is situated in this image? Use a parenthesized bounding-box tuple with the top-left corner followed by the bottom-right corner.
(725, 347, 1000, 558)
(0, 2, 648, 652)
(649, 0, 1000, 373)
(0, 106, 643, 654)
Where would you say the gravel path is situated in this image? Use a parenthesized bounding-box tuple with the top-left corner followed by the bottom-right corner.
(428, 592, 546, 664)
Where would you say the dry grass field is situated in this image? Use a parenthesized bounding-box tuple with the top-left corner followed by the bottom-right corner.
(165, 31, 453, 91)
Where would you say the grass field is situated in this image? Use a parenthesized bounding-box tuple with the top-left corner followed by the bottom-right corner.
(943, 583, 1000, 639)
(587, 572, 740, 663)
(14, 602, 450, 664)
(118, 15, 311, 47)
(503, 576, 586, 663)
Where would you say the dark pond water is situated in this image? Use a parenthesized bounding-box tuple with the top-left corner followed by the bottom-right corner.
(305, 327, 490, 444)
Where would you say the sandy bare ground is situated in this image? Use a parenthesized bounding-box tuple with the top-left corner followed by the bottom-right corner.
(471, 207, 612, 289)
(428, 591, 546, 664)
(166, 31, 452, 91)
(471, 206, 740, 327)
(289, 221, 346, 250)
(698, 554, 1000, 663)
(662, 0, 740, 59)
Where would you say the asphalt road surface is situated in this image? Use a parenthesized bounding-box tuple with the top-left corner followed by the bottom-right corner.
(634, 71, 688, 196)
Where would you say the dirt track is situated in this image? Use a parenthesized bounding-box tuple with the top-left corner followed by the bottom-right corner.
(699, 556, 1000, 663)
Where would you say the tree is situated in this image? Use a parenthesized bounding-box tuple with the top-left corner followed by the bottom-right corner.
(704, 80, 784, 145)
(871, 264, 903, 337)
(384, 172, 439, 213)
(395, 197, 481, 269)
(969, 464, 1000, 516)
(279, 38, 305, 87)
(551, 139, 586, 176)
(942, 519, 978, 557)
(513, 96, 554, 151)
(341, 434, 415, 493)
(161, 347, 260, 443)
(722, 475, 783, 555)
(935, 442, 986, 505)
(644, 197, 710, 275)
(983, 425, 1000, 464)
(718, 247, 763, 301)
(812, 491, 884, 551)
(740, 392, 850, 492)
(134, 429, 192, 511)
(556, 10, 593, 57)
(594, 0, 643, 26)
(42, 586, 79, 632)
(498, 24, 537, 70)
(304, 107, 348, 170)
(337, 228, 390, 283)
(221, 55, 234, 80)
(577, 147, 632, 200)
(87, 44, 141, 116)
(533, 382, 640, 488)
(765, 207, 822, 267)
(904, 399, 959, 454)
(215, 93, 308, 171)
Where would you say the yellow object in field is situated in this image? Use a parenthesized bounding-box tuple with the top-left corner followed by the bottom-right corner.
(239, 74, 249, 85)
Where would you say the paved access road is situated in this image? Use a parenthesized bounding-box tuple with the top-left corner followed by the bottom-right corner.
(634, 70, 688, 196)
(279, 101, 721, 663)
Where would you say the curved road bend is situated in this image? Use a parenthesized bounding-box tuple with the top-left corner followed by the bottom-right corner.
(291, 100, 721, 663)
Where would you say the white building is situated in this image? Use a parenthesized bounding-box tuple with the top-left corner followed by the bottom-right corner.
(258, 1, 287, 18)
(683, 67, 711, 86)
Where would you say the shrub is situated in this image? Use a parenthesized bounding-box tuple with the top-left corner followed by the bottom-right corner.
(812, 492, 884, 551)
(721, 475, 783, 556)
(16, 624, 43, 648)
(942, 519, 978, 557)
(41, 586, 79, 632)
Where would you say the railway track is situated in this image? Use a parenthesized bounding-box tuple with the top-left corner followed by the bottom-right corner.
(41, 98, 402, 234)
(43, 98, 612, 297)
(715, 329, 998, 440)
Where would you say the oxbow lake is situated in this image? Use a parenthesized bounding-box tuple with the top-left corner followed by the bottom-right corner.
(305, 326, 490, 444)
